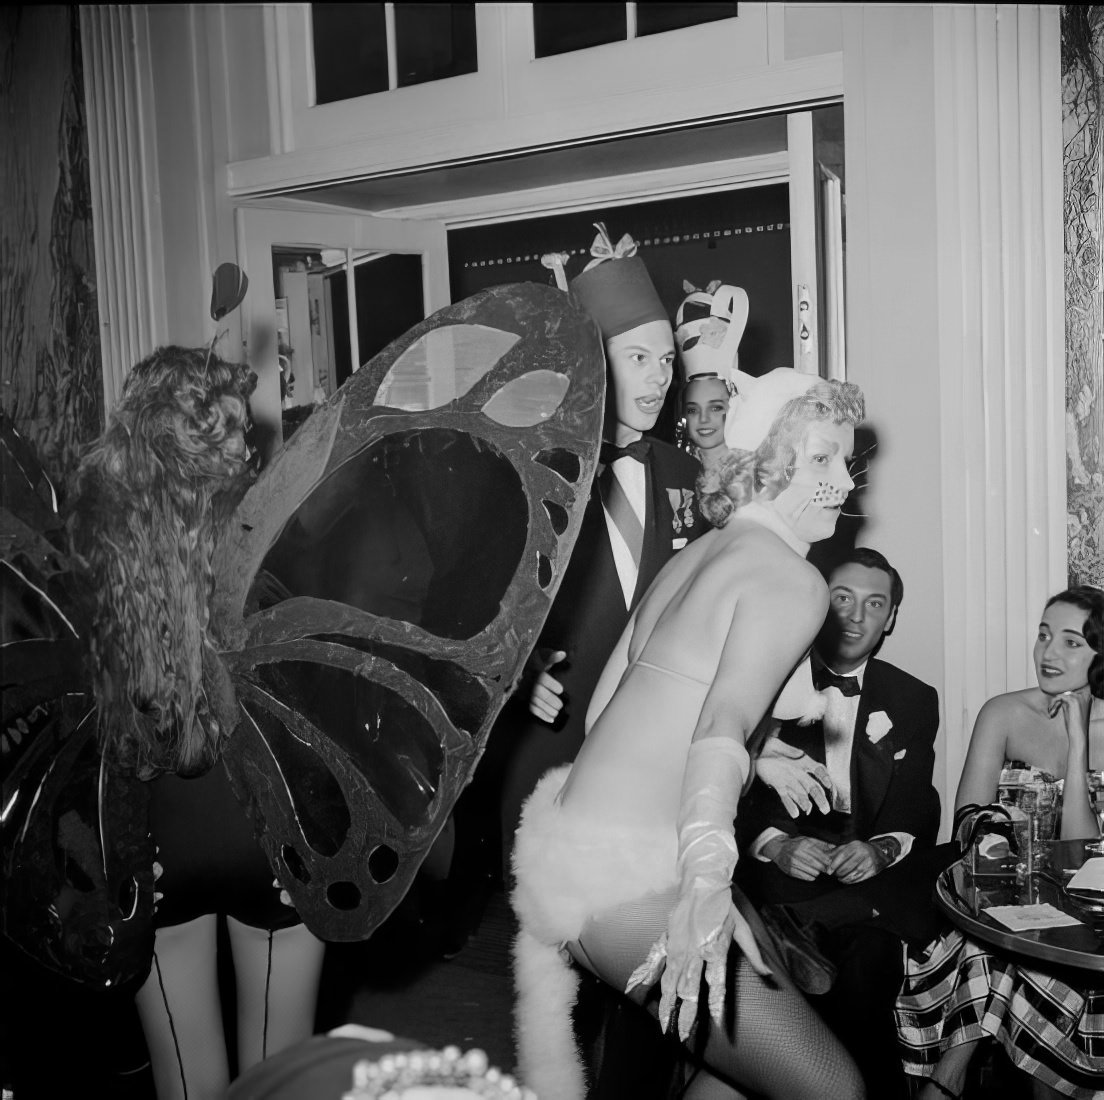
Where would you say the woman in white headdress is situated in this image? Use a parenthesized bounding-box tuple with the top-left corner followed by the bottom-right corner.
(512, 367, 868, 1100)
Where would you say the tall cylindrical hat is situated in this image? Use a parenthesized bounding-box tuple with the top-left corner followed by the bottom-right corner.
(568, 224, 669, 341)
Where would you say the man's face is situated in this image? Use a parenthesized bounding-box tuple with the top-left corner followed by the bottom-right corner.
(606, 319, 675, 443)
(769, 421, 855, 544)
(819, 561, 898, 672)
(683, 376, 730, 451)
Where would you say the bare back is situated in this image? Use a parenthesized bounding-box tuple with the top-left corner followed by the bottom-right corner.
(561, 514, 827, 830)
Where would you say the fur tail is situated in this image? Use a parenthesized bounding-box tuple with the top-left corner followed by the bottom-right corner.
(512, 927, 585, 1100)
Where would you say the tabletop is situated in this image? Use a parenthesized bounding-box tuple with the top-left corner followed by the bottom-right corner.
(936, 839, 1104, 974)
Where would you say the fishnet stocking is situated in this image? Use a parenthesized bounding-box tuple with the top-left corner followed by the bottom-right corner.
(572, 885, 865, 1100)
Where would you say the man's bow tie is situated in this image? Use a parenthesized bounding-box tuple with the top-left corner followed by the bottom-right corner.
(815, 667, 861, 697)
(600, 438, 651, 466)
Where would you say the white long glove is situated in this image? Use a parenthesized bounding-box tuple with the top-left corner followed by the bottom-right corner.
(625, 736, 770, 1040)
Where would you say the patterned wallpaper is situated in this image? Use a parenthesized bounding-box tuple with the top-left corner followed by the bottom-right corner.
(0, 6, 101, 488)
(1063, 6, 1104, 587)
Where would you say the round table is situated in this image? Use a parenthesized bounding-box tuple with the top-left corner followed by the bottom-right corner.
(936, 839, 1104, 975)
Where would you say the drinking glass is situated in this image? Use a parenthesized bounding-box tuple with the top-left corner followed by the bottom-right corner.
(1086, 770, 1104, 855)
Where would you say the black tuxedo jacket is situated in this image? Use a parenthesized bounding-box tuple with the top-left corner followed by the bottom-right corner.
(496, 438, 702, 856)
(737, 657, 943, 940)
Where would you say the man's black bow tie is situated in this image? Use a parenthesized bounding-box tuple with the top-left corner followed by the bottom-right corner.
(815, 667, 862, 697)
(600, 438, 651, 466)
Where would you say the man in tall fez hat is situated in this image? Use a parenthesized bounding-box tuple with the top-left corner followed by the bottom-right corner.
(497, 225, 704, 867)
(488, 225, 705, 1094)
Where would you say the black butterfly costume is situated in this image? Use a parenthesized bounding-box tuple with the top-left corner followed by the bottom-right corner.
(0, 282, 605, 987)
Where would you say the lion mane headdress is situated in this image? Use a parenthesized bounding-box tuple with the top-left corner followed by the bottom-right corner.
(69, 346, 256, 778)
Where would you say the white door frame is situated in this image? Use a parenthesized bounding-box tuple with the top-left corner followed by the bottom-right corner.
(235, 206, 449, 457)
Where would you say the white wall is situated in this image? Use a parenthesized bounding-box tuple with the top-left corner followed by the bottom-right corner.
(841, 5, 1065, 836)
(842, 4, 948, 815)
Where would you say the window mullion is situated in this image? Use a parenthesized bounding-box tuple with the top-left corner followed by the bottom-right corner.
(626, 3, 637, 40)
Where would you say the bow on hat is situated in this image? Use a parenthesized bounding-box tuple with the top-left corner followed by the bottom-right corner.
(582, 222, 639, 272)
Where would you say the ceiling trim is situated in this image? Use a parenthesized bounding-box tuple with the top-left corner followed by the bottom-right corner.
(226, 56, 843, 199)
(372, 151, 792, 228)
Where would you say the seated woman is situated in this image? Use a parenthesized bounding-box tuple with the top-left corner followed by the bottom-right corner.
(897, 585, 1104, 1100)
(512, 368, 867, 1100)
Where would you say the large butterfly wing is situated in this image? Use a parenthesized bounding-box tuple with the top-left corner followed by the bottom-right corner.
(212, 283, 604, 940)
(0, 417, 154, 987)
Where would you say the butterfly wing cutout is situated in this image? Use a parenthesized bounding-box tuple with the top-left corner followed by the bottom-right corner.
(212, 283, 605, 940)
(0, 416, 155, 986)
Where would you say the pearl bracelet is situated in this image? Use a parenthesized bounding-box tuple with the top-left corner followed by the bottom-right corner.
(342, 1046, 536, 1099)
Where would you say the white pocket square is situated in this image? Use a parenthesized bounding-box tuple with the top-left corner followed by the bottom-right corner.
(894, 748, 907, 761)
(672, 537, 688, 550)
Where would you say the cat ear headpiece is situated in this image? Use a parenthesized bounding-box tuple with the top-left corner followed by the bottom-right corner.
(675, 281, 749, 384)
(724, 367, 819, 453)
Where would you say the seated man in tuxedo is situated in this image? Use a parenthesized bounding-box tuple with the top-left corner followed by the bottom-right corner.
(739, 546, 944, 1100)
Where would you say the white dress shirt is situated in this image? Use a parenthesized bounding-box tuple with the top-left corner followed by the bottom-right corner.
(750, 657, 913, 865)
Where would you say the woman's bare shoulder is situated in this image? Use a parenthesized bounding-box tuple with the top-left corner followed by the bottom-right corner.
(980, 686, 1043, 717)
(976, 687, 1047, 734)
(728, 534, 827, 621)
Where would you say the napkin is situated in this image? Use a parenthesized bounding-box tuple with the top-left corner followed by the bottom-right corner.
(982, 903, 1083, 932)
(1067, 857, 1104, 893)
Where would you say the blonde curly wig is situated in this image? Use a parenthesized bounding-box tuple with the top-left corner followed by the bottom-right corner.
(698, 378, 864, 529)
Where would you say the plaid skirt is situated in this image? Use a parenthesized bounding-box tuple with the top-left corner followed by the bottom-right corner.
(896, 930, 1104, 1098)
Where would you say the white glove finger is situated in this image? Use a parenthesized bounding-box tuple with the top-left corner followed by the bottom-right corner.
(703, 952, 728, 1026)
(675, 955, 703, 1004)
(731, 916, 772, 979)
(657, 973, 680, 1035)
(677, 994, 699, 1043)
(767, 739, 805, 760)
(625, 936, 668, 997)
(788, 785, 812, 815)
(808, 779, 831, 815)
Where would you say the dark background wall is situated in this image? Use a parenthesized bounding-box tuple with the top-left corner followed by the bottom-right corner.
(448, 184, 791, 443)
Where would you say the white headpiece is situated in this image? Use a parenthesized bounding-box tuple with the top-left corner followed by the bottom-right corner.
(724, 367, 820, 453)
(674, 281, 749, 384)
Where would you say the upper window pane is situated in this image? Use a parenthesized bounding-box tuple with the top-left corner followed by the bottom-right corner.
(533, 4, 627, 58)
(394, 3, 478, 88)
(312, 4, 388, 105)
(635, 3, 738, 38)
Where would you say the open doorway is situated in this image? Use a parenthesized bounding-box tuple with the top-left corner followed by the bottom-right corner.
(448, 183, 791, 443)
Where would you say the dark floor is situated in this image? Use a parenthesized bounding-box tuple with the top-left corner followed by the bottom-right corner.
(0, 873, 516, 1099)
(0, 877, 1036, 1100)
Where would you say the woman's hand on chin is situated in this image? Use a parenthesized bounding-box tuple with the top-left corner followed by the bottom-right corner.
(1047, 686, 1093, 741)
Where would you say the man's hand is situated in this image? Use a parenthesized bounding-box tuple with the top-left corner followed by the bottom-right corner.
(527, 649, 567, 725)
(762, 835, 835, 881)
(755, 739, 833, 817)
(827, 839, 892, 883)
